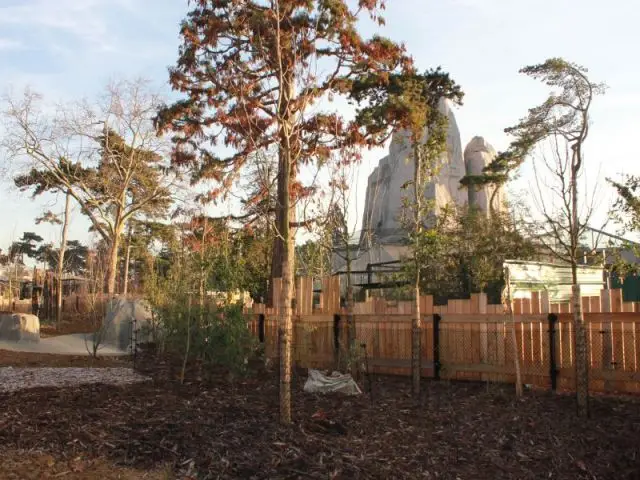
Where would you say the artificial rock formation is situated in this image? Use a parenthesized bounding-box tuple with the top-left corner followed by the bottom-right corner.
(345, 102, 505, 279)
(104, 297, 152, 351)
(360, 98, 468, 245)
(463, 136, 505, 214)
(0, 313, 40, 343)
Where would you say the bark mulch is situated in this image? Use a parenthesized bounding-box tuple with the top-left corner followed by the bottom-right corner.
(0, 350, 638, 479)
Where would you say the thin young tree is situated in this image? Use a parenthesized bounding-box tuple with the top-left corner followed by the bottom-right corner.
(327, 164, 360, 353)
(19, 191, 73, 328)
(350, 68, 463, 397)
(466, 59, 605, 416)
(239, 149, 278, 300)
(157, 0, 409, 423)
(302, 159, 360, 359)
(3, 80, 175, 295)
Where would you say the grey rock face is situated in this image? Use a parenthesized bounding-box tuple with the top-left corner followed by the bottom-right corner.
(463, 136, 505, 213)
(360, 98, 467, 245)
(103, 297, 153, 351)
(0, 313, 40, 343)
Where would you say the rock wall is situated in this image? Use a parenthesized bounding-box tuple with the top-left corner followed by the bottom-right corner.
(463, 136, 505, 213)
(0, 313, 40, 343)
(360, 98, 468, 245)
(103, 297, 152, 351)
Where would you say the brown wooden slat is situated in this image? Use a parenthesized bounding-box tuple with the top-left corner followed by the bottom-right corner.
(611, 289, 623, 313)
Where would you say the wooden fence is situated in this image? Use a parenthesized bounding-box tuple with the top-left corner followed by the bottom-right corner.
(248, 309, 640, 395)
(3, 273, 639, 395)
(1, 294, 112, 317)
(0, 298, 31, 313)
(251, 276, 635, 316)
(247, 279, 640, 394)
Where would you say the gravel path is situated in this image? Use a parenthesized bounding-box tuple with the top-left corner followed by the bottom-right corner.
(0, 367, 149, 393)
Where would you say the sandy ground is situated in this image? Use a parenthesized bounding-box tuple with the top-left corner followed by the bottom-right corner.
(0, 333, 129, 356)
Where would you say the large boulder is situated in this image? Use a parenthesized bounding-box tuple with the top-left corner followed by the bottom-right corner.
(102, 297, 152, 351)
(0, 313, 40, 343)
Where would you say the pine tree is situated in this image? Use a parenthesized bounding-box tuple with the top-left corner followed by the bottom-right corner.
(350, 68, 463, 396)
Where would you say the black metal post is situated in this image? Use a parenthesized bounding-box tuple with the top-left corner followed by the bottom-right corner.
(258, 314, 265, 343)
(548, 313, 558, 392)
(433, 314, 441, 380)
(333, 315, 341, 351)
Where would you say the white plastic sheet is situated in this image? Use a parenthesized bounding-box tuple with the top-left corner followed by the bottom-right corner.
(303, 369, 362, 395)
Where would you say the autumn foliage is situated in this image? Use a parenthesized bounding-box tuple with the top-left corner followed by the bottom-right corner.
(158, 0, 411, 423)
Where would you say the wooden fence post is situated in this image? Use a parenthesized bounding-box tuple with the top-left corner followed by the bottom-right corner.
(473, 293, 488, 363)
(601, 289, 613, 392)
(548, 313, 558, 392)
(540, 291, 550, 314)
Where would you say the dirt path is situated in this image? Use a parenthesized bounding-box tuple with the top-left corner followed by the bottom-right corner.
(0, 333, 128, 356)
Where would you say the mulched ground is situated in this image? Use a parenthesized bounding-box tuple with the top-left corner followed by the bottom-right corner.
(0, 350, 639, 479)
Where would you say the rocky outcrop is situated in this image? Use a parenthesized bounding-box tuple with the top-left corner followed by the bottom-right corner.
(0, 313, 40, 343)
(360, 98, 467, 245)
(103, 297, 153, 351)
(463, 136, 505, 213)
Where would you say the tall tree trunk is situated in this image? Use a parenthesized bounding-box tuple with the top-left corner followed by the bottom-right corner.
(56, 190, 72, 330)
(106, 230, 122, 296)
(181, 296, 192, 385)
(269, 207, 295, 306)
(572, 280, 588, 415)
(277, 145, 293, 424)
(8, 264, 13, 305)
(345, 240, 355, 354)
(122, 224, 134, 296)
(505, 269, 523, 397)
(270, 228, 284, 284)
(412, 146, 422, 397)
(199, 216, 208, 326)
(276, 53, 295, 423)
(122, 244, 132, 296)
(571, 158, 589, 416)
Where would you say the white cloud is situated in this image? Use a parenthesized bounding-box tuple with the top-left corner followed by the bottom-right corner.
(0, 0, 115, 51)
(0, 38, 24, 51)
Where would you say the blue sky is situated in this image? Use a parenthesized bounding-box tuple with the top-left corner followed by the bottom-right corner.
(1, 0, 638, 249)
